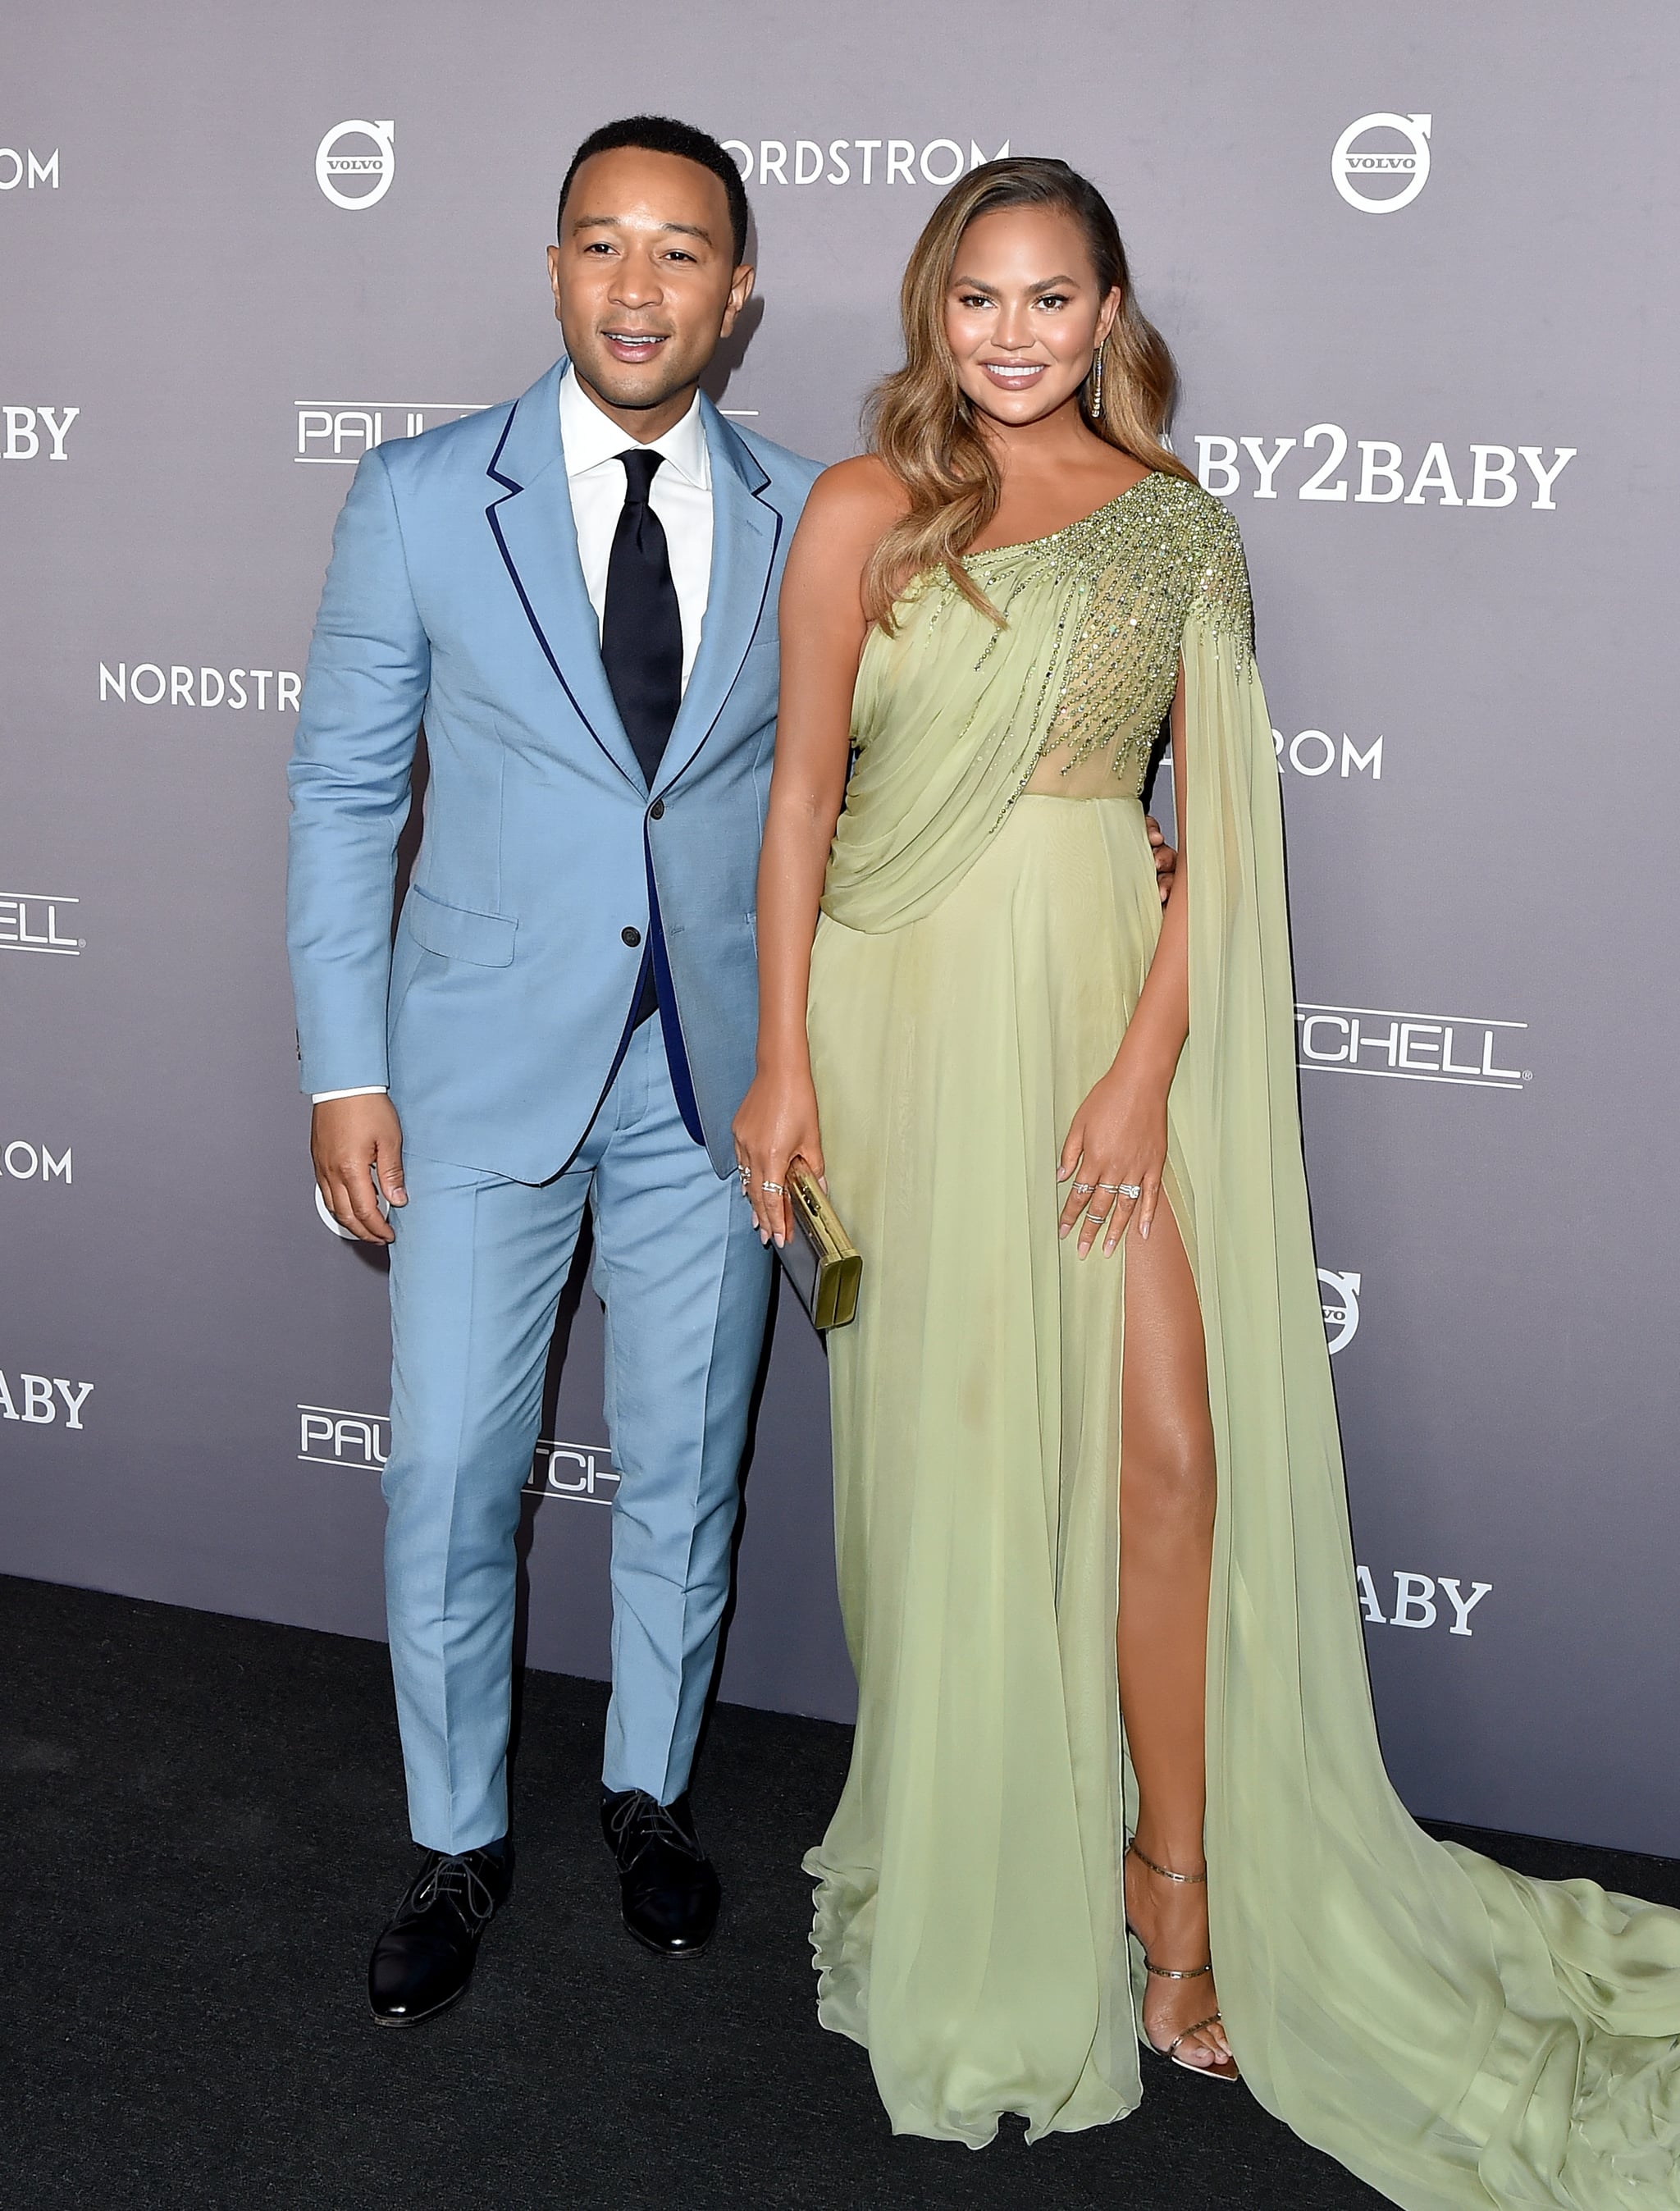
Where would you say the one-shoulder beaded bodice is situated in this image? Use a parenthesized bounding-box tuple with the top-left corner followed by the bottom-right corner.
(957, 472, 1253, 801)
(833, 471, 1255, 932)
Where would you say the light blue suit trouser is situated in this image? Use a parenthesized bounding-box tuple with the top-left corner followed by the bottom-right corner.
(381, 1021, 772, 1853)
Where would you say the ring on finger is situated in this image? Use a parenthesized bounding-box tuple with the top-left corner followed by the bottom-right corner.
(1103, 1182, 1143, 1200)
(760, 1179, 785, 1195)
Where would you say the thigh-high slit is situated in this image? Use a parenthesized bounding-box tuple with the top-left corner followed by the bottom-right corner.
(806, 793, 1174, 2143)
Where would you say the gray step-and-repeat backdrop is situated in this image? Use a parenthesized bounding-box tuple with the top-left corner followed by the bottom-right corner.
(4, 3, 1675, 1853)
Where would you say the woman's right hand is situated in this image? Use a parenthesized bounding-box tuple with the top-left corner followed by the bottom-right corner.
(732, 1063, 825, 1248)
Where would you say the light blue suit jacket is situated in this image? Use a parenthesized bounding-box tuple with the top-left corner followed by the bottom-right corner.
(286, 359, 821, 1183)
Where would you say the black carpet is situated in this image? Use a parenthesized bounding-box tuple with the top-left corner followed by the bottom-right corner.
(6, 1577, 1678, 2211)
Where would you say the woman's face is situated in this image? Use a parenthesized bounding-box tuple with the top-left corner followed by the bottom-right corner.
(944, 203, 1121, 429)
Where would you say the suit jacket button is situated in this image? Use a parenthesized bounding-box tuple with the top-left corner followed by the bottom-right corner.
(622, 925, 641, 947)
(649, 798, 665, 820)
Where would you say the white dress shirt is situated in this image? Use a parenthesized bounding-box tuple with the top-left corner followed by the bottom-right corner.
(558, 363, 713, 693)
(313, 368, 716, 1105)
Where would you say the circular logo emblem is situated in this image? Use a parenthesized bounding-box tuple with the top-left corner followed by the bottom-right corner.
(316, 118, 395, 211)
(315, 1182, 357, 1239)
(1318, 1270, 1361, 1354)
(314, 1180, 390, 1238)
(1331, 113, 1431, 214)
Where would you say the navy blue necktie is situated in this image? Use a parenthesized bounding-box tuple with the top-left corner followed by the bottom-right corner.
(602, 448, 682, 1030)
(600, 447, 682, 788)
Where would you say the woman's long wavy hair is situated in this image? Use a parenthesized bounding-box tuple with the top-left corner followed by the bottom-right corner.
(863, 158, 1196, 629)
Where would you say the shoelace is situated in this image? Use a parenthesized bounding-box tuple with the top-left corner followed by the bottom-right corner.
(408, 1852, 497, 1922)
(607, 1793, 704, 1863)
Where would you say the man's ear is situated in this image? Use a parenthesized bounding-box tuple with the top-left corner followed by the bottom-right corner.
(720, 262, 756, 338)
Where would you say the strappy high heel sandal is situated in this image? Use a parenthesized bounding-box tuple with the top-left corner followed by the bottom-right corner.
(1123, 1837, 1239, 2082)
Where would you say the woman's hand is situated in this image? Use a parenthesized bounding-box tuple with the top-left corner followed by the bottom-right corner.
(1057, 1055, 1170, 1256)
(1146, 815, 1176, 906)
(733, 1063, 826, 1248)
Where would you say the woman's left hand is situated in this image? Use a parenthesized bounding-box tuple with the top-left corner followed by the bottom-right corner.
(1057, 1059, 1169, 1256)
(1145, 815, 1176, 906)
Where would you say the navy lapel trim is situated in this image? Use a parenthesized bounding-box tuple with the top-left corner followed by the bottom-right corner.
(483, 363, 644, 791)
(654, 403, 783, 796)
(485, 396, 520, 496)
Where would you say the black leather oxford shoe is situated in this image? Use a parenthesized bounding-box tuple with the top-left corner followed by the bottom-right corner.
(368, 1842, 512, 2026)
(600, 1789, 720, 1957)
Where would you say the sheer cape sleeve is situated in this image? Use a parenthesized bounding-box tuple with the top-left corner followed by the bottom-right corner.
(1180, 514, 1680, 2207)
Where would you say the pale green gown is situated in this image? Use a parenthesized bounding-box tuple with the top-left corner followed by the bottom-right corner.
(802, 473, 1680, 2202)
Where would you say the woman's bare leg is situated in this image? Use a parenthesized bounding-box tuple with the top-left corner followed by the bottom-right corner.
(1116, 1197, 1234, 2072)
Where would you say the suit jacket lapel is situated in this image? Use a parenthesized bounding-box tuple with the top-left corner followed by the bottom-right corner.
(484, 358, 646, 790)
(654, 398, 782, 797)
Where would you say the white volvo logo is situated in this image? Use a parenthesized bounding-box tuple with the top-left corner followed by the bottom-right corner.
(1332, 113, 1431, 213)
(1318, 1271, 1360, 1354)
(314, 1184, 358, 1240)
(316, 119, 395, 211)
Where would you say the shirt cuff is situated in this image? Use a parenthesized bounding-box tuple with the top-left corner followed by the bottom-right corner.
(311, 1085, 389, 1103)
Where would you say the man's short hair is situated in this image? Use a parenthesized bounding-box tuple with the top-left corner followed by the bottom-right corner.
(558, 116, 751, 264)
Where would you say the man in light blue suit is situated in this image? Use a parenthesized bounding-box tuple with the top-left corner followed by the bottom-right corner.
(287, 116, 819, 2024)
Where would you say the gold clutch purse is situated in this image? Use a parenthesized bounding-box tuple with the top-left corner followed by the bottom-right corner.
(776, 1158, 861, 1331)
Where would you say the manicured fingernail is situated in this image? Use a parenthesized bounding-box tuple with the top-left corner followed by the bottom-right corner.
(1058, 1223, 1070, 1238)
(1140, 1219, 1151, 1239)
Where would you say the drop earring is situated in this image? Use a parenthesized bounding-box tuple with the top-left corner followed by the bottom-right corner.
(1089, 347, 1105, 418)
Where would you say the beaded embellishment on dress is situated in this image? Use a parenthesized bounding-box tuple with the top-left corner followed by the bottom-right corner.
(959, 474, 1255, 802)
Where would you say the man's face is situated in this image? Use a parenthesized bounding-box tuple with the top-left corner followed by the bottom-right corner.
(548, 146, 753, 432)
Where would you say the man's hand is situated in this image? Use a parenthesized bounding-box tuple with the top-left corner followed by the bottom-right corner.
(312, 1094, 407, 1244)
(1146, 815, 1178, 905)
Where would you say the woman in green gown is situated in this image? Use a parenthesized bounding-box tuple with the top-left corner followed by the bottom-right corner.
(733, 158, 1680, 2201)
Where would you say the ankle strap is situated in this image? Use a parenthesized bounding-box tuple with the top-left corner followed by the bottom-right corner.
(1127, 1836, 1208, 1885)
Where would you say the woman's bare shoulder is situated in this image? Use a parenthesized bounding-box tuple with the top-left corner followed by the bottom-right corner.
(798, 455, 909, 541)
(783, 457, 909, 611)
